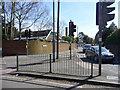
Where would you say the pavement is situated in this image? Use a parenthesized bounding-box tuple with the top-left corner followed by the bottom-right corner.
(2, 61, 120, 88)
(9, 70, 119, 87)
(1, 48, 120, 88)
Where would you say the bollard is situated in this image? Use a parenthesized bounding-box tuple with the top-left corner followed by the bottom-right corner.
(17, 55, 19, 71)
(50, 54, 52, 73)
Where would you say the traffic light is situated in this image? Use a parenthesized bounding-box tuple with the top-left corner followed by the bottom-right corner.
(72, 24, 76, 32)
(28, 29, 32, 38)
(96, 2, 100, 25)
(102, 1, 115, 26)
(96, 0, 115, 26)
(25, 30, 28, 37)
(69, 20, 76, 37)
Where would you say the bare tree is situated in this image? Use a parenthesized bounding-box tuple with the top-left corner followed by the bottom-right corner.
(10, 2, 15, 40)
(34, 9, 52, 31)
(59, 20, 67, 37)
(37, 16, 52, 31)
(3, 1, 52, 40)
(3, 1, 16, 40)
(11, 2, 50, 40)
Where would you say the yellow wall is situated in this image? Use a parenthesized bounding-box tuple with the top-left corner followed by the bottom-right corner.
(3, 40, 77, 55)
(28, 40, 77, 54)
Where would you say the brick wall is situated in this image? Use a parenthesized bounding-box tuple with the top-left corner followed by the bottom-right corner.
(2, 40, 26, 56)
(3, 40, 77, 56)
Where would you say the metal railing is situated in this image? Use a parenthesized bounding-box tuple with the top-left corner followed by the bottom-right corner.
(17, 53, 94, 77)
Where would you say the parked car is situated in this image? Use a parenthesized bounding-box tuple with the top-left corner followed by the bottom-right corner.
(85, 46, 115, 63)
(83, 44, 91, 53)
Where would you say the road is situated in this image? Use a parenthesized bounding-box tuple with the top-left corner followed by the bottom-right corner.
(1, 74, 114, 88)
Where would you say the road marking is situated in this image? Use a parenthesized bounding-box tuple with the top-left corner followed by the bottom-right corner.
(106, 76, 119, 80)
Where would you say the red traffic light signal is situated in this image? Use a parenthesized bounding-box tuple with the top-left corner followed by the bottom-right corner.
(25, 30, 28, 37)
(25, 29, 32, 38)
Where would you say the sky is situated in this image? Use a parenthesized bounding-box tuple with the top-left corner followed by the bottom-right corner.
(44, 0, 118, 38)
(1, 0, 118, 39)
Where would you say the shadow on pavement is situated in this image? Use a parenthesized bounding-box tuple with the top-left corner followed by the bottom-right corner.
(2, 78, 66, 89)
(66, 74, 119, 89)
(80, 57, 119, 65)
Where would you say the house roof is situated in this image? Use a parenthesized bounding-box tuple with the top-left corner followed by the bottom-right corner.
(32, 30, 52, 37)
(14, 29, 61, 40)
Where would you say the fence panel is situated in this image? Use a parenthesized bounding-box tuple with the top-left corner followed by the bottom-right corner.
(51, 54, 92, 76)
(18, 54, 50, 73)
(17, 53, 94, 77)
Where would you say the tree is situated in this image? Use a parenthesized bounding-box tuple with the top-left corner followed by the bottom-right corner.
(14, 2, 50, 40)
(102, 22, 117, 42)
(59, 20, 67, 37)
(2, 2, 7, 40)
(62, 36, 76, 43)
(105, 29, 120, 45)
(95, 22, 117, 44)
(3, 1, 51, 40)
(2, 21, 18, 40)
(2, 2, 16, 40)
(2, 1, 19, 40)
(32, 5, 52, 31)
(81, 33, 93, 44)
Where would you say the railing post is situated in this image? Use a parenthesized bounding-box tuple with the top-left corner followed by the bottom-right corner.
(17, 55, 19, 71)
(91, 57, 93, 77)
(50, 54, 52, 73)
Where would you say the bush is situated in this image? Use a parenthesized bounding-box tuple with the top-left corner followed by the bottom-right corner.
(105, 29, 120, 45)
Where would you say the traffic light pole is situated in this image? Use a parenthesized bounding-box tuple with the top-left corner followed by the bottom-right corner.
(99, 26, 102, 76)
(69, 21, 72, 60)
(57, 0, 60, 59)
(70, 37, 72, 59)
(98, 1, 102, 76)
(26, 37, 28, 55)
(53, 0, 55, 62)
(96, 0, 115, 76)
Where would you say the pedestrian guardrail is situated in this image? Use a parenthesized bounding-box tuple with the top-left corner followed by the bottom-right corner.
(16, 53, 95, 77)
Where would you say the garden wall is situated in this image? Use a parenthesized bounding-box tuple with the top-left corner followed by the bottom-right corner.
(2, 40, 77, 56)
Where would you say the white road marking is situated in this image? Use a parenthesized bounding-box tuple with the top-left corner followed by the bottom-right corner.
(107, 76, 119, 80)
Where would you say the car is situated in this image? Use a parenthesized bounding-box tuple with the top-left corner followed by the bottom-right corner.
(83, 44, 91, 53)
(85, 46, 115, 63)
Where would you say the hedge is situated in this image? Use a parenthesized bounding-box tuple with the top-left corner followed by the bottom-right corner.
(105, 29, 120, 44)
